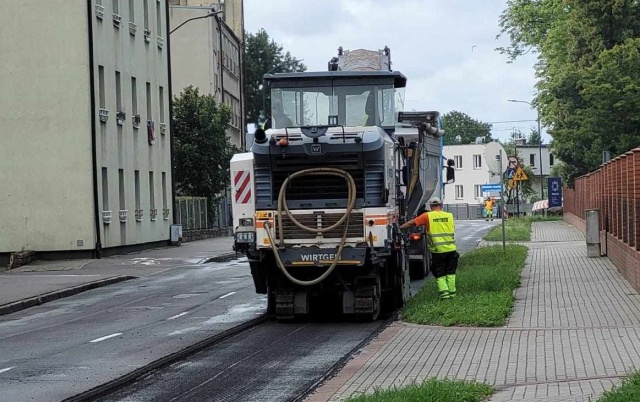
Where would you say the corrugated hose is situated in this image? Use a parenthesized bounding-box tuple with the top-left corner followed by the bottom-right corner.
(263, 168, 357, 286)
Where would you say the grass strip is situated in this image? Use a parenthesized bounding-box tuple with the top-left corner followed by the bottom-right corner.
(402, 245, 528, 327)
(597, 371, 640, 401)
(345, 378, 494, 402)
(483, 217, 532, 241)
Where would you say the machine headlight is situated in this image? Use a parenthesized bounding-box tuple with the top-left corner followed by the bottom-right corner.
(235, 231, 255, 243)
(239, 218, 254, 226)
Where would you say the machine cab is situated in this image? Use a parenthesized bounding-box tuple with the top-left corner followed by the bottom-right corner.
(262, 71, 407, 136)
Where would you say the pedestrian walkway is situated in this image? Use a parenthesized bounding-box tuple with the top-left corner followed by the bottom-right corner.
(306, 222, 640, 402)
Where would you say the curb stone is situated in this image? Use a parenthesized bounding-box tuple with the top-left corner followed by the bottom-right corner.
(0, 275, 138, 317)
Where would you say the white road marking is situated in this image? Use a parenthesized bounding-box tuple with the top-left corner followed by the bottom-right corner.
(219, 292, 236, 299)
(89, 333, 123, 343)
(167, 312, 189, 321)
(0, 367, 14, 374)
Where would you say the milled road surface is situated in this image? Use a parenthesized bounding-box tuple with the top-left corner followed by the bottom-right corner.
(0, 220, 495, 402)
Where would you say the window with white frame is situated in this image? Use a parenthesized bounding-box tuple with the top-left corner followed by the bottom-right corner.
(530, 153, 536, 166)
(454, 155, 463, 169)
(474, 184, 482, 199)
(473, 154, 482, 169)
(455, 185, 464, 200)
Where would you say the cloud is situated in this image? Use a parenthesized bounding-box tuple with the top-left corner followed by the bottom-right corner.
(245, 0, 547, 142)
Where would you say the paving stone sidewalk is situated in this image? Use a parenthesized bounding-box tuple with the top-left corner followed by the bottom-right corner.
(306, 221, 640, 402)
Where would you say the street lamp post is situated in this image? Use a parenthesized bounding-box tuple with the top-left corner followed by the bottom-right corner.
(169, 10, 223, 35)
(508, 99, 545, 200)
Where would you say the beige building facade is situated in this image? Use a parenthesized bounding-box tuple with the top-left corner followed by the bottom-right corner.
(0, 0, 174, 263)
(169, 2, 244, 148)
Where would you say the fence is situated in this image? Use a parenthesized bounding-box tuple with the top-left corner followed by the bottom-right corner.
(444, 203, 484, 220)
(563, 147, 640, 291)
(175, 194, 233, 231)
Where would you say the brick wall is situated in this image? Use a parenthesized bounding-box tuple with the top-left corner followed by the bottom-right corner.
(564, 147, 640, 292)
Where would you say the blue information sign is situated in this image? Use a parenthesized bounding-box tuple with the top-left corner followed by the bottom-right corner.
(548, 177, 562, 208)
(481, 184, 502, 193)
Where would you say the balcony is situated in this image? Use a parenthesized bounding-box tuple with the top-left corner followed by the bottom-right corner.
(163, 208, 170, 220)
(102, 210, 112, 224)
(150, 209, 158, 221)
(159, 122, 167, 134)
(112, 14, 122, 28)
(144, 29, 151, 43)
(132, 114, 141, 129)
(119, 210, 128, 223)
(129, 22, 137, 36)
(116, 111, 126, 126)
(157, 36, 164, 49)
(135, 209, 144, 222)
(99, 109, 109, 123)
(95, 4, 105, 19)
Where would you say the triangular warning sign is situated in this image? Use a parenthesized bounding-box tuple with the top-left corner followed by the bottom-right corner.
(513, 167, 528, 181)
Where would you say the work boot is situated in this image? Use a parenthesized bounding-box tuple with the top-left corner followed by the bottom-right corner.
(446, 274, 456, 297)
(436, 277, 450, 299)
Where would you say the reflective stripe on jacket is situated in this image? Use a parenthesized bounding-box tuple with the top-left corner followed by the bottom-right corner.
(427, 210, 456, 253)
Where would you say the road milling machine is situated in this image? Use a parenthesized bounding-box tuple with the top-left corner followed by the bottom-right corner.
(231, 47, 454, 320)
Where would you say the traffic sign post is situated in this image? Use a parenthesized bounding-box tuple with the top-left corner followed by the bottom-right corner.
(548, 177, 562, 208)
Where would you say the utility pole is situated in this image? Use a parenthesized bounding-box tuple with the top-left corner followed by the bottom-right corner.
(499, 151, 506, 251)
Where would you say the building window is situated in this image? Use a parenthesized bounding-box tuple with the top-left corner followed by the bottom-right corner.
(115, 71, 122, 112)
(143, 0, 149, 30)
(146, 82, 152, 120)
(455, 185, 464, 200)
(98, 65, 105, 108)
(156, 0, 162, 36)
(530, 154, 536, 167)
(128, 0, 134, 22)
(159, 86, 165, 123)
(473, 154, 482, 169)
(118, 169, 125, 211)
(102, 168, 109, 211)
(113, 0, 119, 15)
(550, 153, 555, 166)
(162, 172, 168, 212)
(134, 170, 141, 210)
(149, 171, 155, 212)
(454, 155, 463, 169)
(474, 185, 482, 199)
(131, 77, 137, 117)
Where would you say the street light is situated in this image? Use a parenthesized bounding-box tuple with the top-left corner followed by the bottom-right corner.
(169, 10, 223, 34)
(508, 99, 544, 200)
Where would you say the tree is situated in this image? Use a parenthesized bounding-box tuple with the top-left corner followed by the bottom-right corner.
(441, 111, 493, 145)
(243, 29, 307, 125)
(172, 86, 237, 223)
(527, 128, 541, 145)
(496, 0, 640, 185)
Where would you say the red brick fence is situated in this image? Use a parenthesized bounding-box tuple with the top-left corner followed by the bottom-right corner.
(564, 147, 640, 292)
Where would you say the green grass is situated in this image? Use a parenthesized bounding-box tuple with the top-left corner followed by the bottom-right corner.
(402, 245, 528, 327)
(483, 217, 532, 241)
(345, 378, 494, 402)
(597, 371, 640, 401)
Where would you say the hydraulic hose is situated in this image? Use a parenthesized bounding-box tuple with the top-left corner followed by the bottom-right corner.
(263, 168, 357, 286)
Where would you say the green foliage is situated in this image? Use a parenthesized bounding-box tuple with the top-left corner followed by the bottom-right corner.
(484, 218, 532, 241)
(402, 245, 528, 327)
(441, 111, 493, 145)
(496, 0, 640, 185)
(345, 378, 494, 402)
(243, 29, 306, 125)
(597, 371, 640, 401)
(527, 128, 541, 145)
(172, 86, 237, 222)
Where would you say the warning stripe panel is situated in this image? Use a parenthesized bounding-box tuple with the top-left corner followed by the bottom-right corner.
(234, 171, 252, 204)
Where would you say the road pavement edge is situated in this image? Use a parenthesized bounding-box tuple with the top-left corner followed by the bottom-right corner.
(0, 275, 138, 317)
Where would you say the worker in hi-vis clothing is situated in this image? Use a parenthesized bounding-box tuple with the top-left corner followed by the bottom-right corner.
(400, 197, 460, 300)
(484, 197, 495, 221)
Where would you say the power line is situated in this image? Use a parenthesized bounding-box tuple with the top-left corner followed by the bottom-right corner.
(487, 119, 537, 124)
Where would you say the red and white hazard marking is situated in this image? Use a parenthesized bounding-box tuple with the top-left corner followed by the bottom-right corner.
(234, 170, 252, 204)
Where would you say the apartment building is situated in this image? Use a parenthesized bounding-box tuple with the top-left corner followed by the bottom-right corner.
(443, 140, 558, 206)
(0, 0, 173, 263)
(169, 2, 244, 148)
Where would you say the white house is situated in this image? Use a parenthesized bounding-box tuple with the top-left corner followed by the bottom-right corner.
(442, 144, 499, 205)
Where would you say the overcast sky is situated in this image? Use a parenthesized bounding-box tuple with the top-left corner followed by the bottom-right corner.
(244, 0, 548, 143)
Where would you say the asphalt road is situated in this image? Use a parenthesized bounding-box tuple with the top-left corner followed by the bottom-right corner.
(0, 220, 495, 402)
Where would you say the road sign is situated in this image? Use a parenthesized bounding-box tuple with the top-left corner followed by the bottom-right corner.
(513, 167, 528, 181)
(548, 177, 562, 208)
(508, 179, 515, 189)
(506, 168, 515, 179)
(482, 184, 502, 193)
(507, 156, 519, 170)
